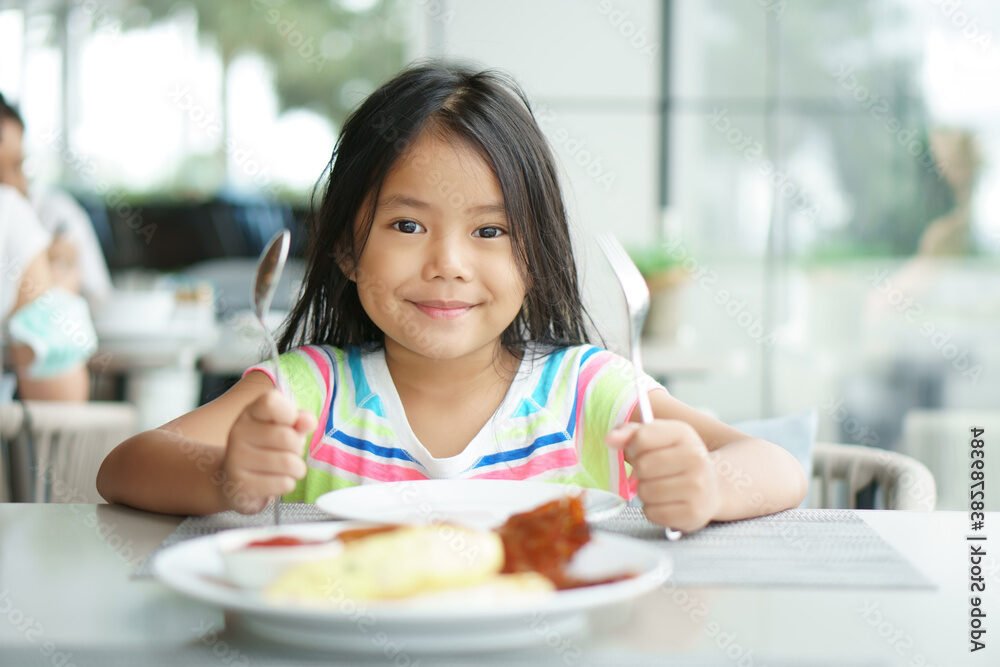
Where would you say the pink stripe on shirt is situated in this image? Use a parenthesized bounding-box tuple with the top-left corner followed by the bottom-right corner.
(311, 442, 428, 482)
(617, 395, 641, 499)
(301, 346, 332, 459)
(470, 447, 578, 481)
(617, 448, 639, 500)
(574, 351, 613, 439)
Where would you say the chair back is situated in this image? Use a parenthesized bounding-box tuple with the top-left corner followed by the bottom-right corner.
(811, 442, 937, 511)
(0, 401, 138, 503)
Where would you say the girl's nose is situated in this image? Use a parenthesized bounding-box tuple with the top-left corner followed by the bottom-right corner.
(422, 233, 472, 282)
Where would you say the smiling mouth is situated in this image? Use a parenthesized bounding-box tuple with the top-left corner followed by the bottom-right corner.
(409, 301, 477, 320)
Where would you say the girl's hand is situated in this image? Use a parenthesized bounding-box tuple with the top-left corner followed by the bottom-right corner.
(605, 420, 721, 532)
(220, 390, 317, 514)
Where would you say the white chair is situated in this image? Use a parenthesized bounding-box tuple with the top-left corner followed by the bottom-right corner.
(0, 401, 138, 503)
(901, 409, 1000, 511)
(810, 442, 937, 511)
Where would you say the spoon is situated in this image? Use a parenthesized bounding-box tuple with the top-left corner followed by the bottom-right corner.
(252, 229, 292, 525)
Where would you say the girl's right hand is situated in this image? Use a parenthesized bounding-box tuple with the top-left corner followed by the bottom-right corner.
(220, 390, 318, 514)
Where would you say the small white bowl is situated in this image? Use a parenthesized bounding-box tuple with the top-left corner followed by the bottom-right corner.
(93, 288, 176, 337)
(217, 524, 345, 589)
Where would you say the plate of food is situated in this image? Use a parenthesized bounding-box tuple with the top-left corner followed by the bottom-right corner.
(315, 479, 626, 528)
(152, 496, 670, 653)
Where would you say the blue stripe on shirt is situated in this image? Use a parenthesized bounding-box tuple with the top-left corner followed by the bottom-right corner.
(331, 430, 419, 463)
(473, 430, 571, 468)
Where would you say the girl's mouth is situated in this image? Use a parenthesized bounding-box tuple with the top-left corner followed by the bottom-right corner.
(410, 301, 476, 320)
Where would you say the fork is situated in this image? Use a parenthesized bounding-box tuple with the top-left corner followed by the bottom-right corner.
(597, 233, 683, 542)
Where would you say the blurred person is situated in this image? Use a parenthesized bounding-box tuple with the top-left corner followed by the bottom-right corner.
(0, 183, 95, 401)
(918, 128, 980, 256)
(0, 92, 112, 310)
(856, 128, 985, 447)
(865, 127, 983, 318)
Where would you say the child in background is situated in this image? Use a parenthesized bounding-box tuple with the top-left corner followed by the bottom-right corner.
(0, 184, 95, 401)
(0, 93, 112, 310)
(98, 62, 806, 532)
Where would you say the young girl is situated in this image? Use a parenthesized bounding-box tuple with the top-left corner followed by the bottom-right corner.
(97, 62, 806, 532)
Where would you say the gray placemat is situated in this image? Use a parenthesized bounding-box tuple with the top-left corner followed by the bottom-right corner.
(598, 507, 934, 589)
(134, 504, 933, 589)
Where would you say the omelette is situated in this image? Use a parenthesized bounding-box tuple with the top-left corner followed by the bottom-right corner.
(264, 523, 553, 605)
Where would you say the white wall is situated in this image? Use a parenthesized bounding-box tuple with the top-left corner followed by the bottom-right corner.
(407, 0, 663, 350)
(407, 0, 661, 245)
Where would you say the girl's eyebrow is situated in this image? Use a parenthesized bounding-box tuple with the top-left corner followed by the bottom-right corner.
(378, 193, 505, 215)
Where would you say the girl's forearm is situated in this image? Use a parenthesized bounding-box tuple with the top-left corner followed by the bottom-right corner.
(709, 438, 808, 521)
(96, 428, 231, 516)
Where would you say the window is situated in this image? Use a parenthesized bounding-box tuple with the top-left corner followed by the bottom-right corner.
(665, 0, 1000, 457)
(2, 0, 409, 198)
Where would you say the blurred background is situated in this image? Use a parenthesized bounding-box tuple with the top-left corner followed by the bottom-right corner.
(1, 0, 997, 509)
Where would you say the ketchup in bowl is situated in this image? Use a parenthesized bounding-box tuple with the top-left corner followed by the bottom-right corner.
(244, 536, 329, 549)
(218, 529, 344, 588)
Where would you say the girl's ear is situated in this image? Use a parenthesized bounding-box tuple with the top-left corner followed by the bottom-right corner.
(335, 249, 357, 282)
(339, 258, 357, 282)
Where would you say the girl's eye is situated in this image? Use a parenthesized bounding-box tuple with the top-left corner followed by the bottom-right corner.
(473, 226, 507, 239)
(392, 219, 425, 234)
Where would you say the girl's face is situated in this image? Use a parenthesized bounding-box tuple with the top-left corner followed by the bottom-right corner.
(350, 130, 527, 361)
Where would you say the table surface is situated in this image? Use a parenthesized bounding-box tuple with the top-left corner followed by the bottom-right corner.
(0, 504, 995, 666)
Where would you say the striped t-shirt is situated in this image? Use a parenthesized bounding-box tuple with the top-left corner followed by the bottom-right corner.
(244, 343, 667, 503)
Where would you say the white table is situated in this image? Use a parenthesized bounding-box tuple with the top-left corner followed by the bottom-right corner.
(0, 505, 995, 665)
(94, 328, 218, 431)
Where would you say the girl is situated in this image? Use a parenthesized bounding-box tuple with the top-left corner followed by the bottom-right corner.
(97, 62, 806, 532)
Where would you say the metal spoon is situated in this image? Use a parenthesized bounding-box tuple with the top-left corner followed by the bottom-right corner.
(252, 229, 292, 525)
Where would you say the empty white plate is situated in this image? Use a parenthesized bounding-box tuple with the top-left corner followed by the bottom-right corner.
(315, 479, 625, 528)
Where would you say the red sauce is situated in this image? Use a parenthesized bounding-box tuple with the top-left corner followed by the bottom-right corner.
(337, 525, 402, 543)
(497, 495, 635, 590)
(244, 525, 405, 549)
(549, 572, 635, 591)
(244, 536, 328, 548)
(498, 496, 590, 581)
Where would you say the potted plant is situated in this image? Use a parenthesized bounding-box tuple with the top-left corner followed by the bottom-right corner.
(628, 245, 688, 341)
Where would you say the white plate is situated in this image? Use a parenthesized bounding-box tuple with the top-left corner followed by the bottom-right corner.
(314, 479, 625, 529)
(152, 521, 670, 654)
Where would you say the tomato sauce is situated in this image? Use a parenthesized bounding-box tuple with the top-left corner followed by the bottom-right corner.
(244, 536, 329, 548)
(337, 525, 402, 543)
(497, 495, 633, 589)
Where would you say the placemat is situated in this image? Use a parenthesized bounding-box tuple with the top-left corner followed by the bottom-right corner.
(134, 503, 933, 589)
(599, 507, 933, 588)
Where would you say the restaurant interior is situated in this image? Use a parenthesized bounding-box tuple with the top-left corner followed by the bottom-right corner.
(0, 1, 997, 665)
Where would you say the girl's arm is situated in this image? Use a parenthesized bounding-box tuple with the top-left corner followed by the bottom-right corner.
(606, 390, 808, 531)
(96, 371, 312, 516)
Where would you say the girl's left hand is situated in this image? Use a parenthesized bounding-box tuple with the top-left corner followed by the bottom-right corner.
(605, 420, 721, 533)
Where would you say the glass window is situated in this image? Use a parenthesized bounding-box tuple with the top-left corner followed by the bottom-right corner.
(1, 0, 408, 198)
(666, 0, 1000, 481)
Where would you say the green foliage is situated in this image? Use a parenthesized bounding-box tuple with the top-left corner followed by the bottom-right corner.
(135, 0, 407, 123)
(794, 240, 896, 267)
(627, 244, 686, 277)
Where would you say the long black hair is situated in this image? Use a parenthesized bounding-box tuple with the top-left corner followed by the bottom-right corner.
(278, 60, 593, 357)
(0, 92, 24, 138)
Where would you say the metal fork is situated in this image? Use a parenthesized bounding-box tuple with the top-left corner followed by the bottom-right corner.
(597, 233, 683, 541)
